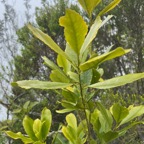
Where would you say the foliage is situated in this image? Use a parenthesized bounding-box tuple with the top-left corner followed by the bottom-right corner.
(4, 0, 144, 143)
(0, 131, 7, 144)
(93, 0, 144, 94)
(6, 108, 51, 144)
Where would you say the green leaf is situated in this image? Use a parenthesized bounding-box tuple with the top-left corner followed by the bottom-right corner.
(62, 90, 78, 103)
(80, 47, 131, 71)
(23, 116, 38, 141)
(62, 126, 76, 144)
(33, 141, 45, 144)
(77, 120, 87, 137)
(62, 113, 81, 143)
(110, 103, 129, 124)
(118, 121, 144, 137)
(33, 119, 42, 140)
(96, 102, 113, 133)
(5, 131, 34, 143)
(89, 73, 144, 89)
(42, 56, 61, 71)
(28, 101, 39, 111)
(101, 15, 114, 27)
(91, 109, 101, 133)
(91, 69, 101, 84)
(50, 70, 70, 83)
(80, 15, 113, 60)
(86, 91, 96, 101)
(23, 101, 30, 111)
(119, 105, 144, 126)
(42, 56, 70, 82)
(78, 0, 101, 17)
(68, 71, 79, 82)
(102, 131, 118, 143)
(40, 108, 52, 140)
(61, 100, 77, 110)
(90, 139, 97, 144)
(59, 9, 88, 54)
(80, 16, 102, 59)
(65, 43, 78, 67)
(81, 69, 93, 86)
(57, 54, 71, 73)
(12, 80, 72, 90)
(66, 113, 77, 130)
(53, 133, 68, 144)
(98, 0, 121, 16)
(27, 24, 70, 61)
(56, 108, 75, 114)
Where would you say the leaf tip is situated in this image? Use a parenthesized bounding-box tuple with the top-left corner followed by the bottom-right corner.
(11, 82, 18, 87)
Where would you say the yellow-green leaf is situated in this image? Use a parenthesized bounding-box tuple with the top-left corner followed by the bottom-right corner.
(59, 9, 88, 54)
(98, 0, 121, 16)
(66, 113, 77, 131)
(67, 71, 79, 82)
(5, 131, 34, 143)
(33, 141, 45, 144)
(96, 102, 113, 133)
(42, 56, 61, 71)
(62, 126, 76, 144)
(91, 109, 101, 133)
(65, 43, 78, 67)
(33, 119, 44, 141)
(12, 80, 72, 89)
(42, 56, 70, 82)
(110, 103, 129, 124)
(56, 108, 75, 114)
(80, 47, 131, 71)
(57, 54, 71, 73)
(50, 70, 70, 83)
(89, 73, 144, 89)
(23, 116, 38, 141)
(40, 108, 52, 140)
(119, 105, 144, 126)
(80, 15, 113, 60)
(28, 24, 70, 61)
(102, 131, 118, 143)
(80, 16, 102, 59)
(78, 0, 101, 17)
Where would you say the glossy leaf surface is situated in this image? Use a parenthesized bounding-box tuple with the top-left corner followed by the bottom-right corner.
(110, 103, 129, 124)
(59, 9, 88, 54)
(28, 24, 70, 61)
(119, 105, 144, 126)
(98, 0, 121, 16)
(80, 15, 113, 59)
(12, 80, 72, 89)
(80, 47, 130, 71)
(50, 70, 70, 83)
(23, 116, 38, 141)
(89, 73, 144, 89)
(78, 0, 101, 16)
(96, 102, 113, 133)
(57, 54, 71, 73)
(5, 131, 34, 143)
(80, 16, 102, 58)
(40, 108, 52, 140)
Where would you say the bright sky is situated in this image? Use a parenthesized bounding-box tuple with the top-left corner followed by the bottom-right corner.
(0, 0, 42, 26)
